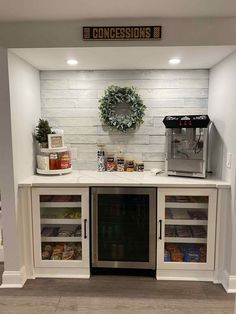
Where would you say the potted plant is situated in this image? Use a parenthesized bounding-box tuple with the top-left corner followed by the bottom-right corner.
(35, 119, 53, 148)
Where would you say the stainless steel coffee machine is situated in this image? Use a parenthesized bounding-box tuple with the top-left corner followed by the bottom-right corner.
(163, 115, 210, 178)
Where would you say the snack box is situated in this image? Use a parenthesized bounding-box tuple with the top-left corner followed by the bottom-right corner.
(165, 225, 176, 237)
(41, 227, 59, 237)
(165, 243, 179, 252)
(164, 249, 171, 262)
(188, 210, 207, 220)
(191, 226, 207, 238)
(184, 251, 200, 262)
(175, 225, 192, 237)
(171, 251, 184, 262)
(180, 243, 196, 252)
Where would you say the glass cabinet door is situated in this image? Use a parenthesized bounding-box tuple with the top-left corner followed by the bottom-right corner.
(157, 188, 217, 270)
(32, 188, 89, 268)
(92, 187, 156, 269)
(97, 194, 150, 263)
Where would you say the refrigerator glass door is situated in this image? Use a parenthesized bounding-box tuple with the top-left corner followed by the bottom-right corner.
(92, 188, 156, 269)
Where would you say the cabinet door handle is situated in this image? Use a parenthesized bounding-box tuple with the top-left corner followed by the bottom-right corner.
(159, 219, 162, 240)
(84, 219, 87, 239)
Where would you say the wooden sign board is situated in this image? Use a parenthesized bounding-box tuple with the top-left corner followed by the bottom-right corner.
(83, 26, 162, 41)
(48, 134, 64, 149)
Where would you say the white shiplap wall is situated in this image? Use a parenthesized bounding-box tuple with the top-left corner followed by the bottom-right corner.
(41, 70, 209, 170)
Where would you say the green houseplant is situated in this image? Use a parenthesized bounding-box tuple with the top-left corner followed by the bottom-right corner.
(35, 119, 53, 148)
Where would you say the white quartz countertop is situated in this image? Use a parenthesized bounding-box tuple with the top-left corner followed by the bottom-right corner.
(19, 170, 230, 188)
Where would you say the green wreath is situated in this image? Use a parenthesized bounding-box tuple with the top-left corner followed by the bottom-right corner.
(99, 85, 146, 132)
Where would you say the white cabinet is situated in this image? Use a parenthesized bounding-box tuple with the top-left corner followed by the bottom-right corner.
(32, 187, 89, 278)
(157, 188, 217, 271)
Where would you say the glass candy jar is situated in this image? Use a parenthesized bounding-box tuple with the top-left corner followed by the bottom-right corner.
(126, 160, 135, 172)
(117, 156, 125, 172)
(136, 162, 144, 172)
(107, 153, 116, 171)
(97, 144, 106, 172)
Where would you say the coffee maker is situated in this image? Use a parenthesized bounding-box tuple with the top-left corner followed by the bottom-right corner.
(163, 115, 210, 178)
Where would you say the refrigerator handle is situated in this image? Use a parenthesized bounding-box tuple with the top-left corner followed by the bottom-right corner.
(159, 220, 162, 240)
(84, 219, 87, 239)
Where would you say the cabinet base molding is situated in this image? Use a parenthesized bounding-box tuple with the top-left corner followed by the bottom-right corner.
(222, 270, 236, 293)
(0, 266, 27, 288)
(34, 267, 90, 279)
(156, 269, 214, 281)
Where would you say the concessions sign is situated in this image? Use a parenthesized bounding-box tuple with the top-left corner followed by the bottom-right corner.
(83, 26, 162, 41)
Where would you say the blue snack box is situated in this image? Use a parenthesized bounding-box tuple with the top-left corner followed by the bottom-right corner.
(184, 250, 200, 262)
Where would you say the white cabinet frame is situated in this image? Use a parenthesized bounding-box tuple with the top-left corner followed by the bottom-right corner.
(32, 187, 89, 270)
(157, 188, 217, 271)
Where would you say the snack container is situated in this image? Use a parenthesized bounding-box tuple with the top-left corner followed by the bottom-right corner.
(107, 154, 116, 171)
(49, 153, 58, 170)
(117, 156, 125, 172)
(126, 160, 135, 172)
(136, 162, 144, 172)
(37, 155, 49, 170)
(97, 144, 106, 171)
(57, 151, 71, 169)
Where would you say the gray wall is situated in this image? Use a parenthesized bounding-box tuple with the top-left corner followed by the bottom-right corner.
(0, 48, 19, 272)
(0, 50, 41, 283)
(1, 52, 41, 280)
(208, 51, 236, 276)
(8, 52, 41, 185)
(1, 18, 236, 48)
(41, 69, 209, 170)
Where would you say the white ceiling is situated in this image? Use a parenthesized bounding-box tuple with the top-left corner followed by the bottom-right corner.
(10, 46, 236, 70)
(0, 0, 236, 22)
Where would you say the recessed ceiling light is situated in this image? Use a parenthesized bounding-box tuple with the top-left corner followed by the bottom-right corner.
(67, 59, 78, 65)
(169, 58, 181, 65)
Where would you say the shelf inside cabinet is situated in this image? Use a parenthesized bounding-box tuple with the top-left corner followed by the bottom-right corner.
(165, 237, 207, 243)
(165, 219, 208, 226)
(41, 218, 81, 225)
(41, 236, 82, 242)
(165, 202, 208, 209)
(40, 202, 81, 208)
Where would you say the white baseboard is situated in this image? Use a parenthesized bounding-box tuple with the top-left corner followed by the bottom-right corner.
(156, 269, 214, 281)
(34, 274, 90, 279)
(34, 266, 90, 279)
(0, 265, 27, 288)
(222, 270, 236, 293)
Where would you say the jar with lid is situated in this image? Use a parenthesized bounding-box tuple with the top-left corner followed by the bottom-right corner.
(97, 144, 106, 172)
(126, 160, 134, 172)
(106, 153, 116, 171)
(136, 162, 144, 172)
(57, 151, 71, 169)
(49, 153, 58, 170)
(117, 156, 125, 172)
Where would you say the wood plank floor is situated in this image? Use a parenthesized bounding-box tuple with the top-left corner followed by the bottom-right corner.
(0, 264, 234, 314)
